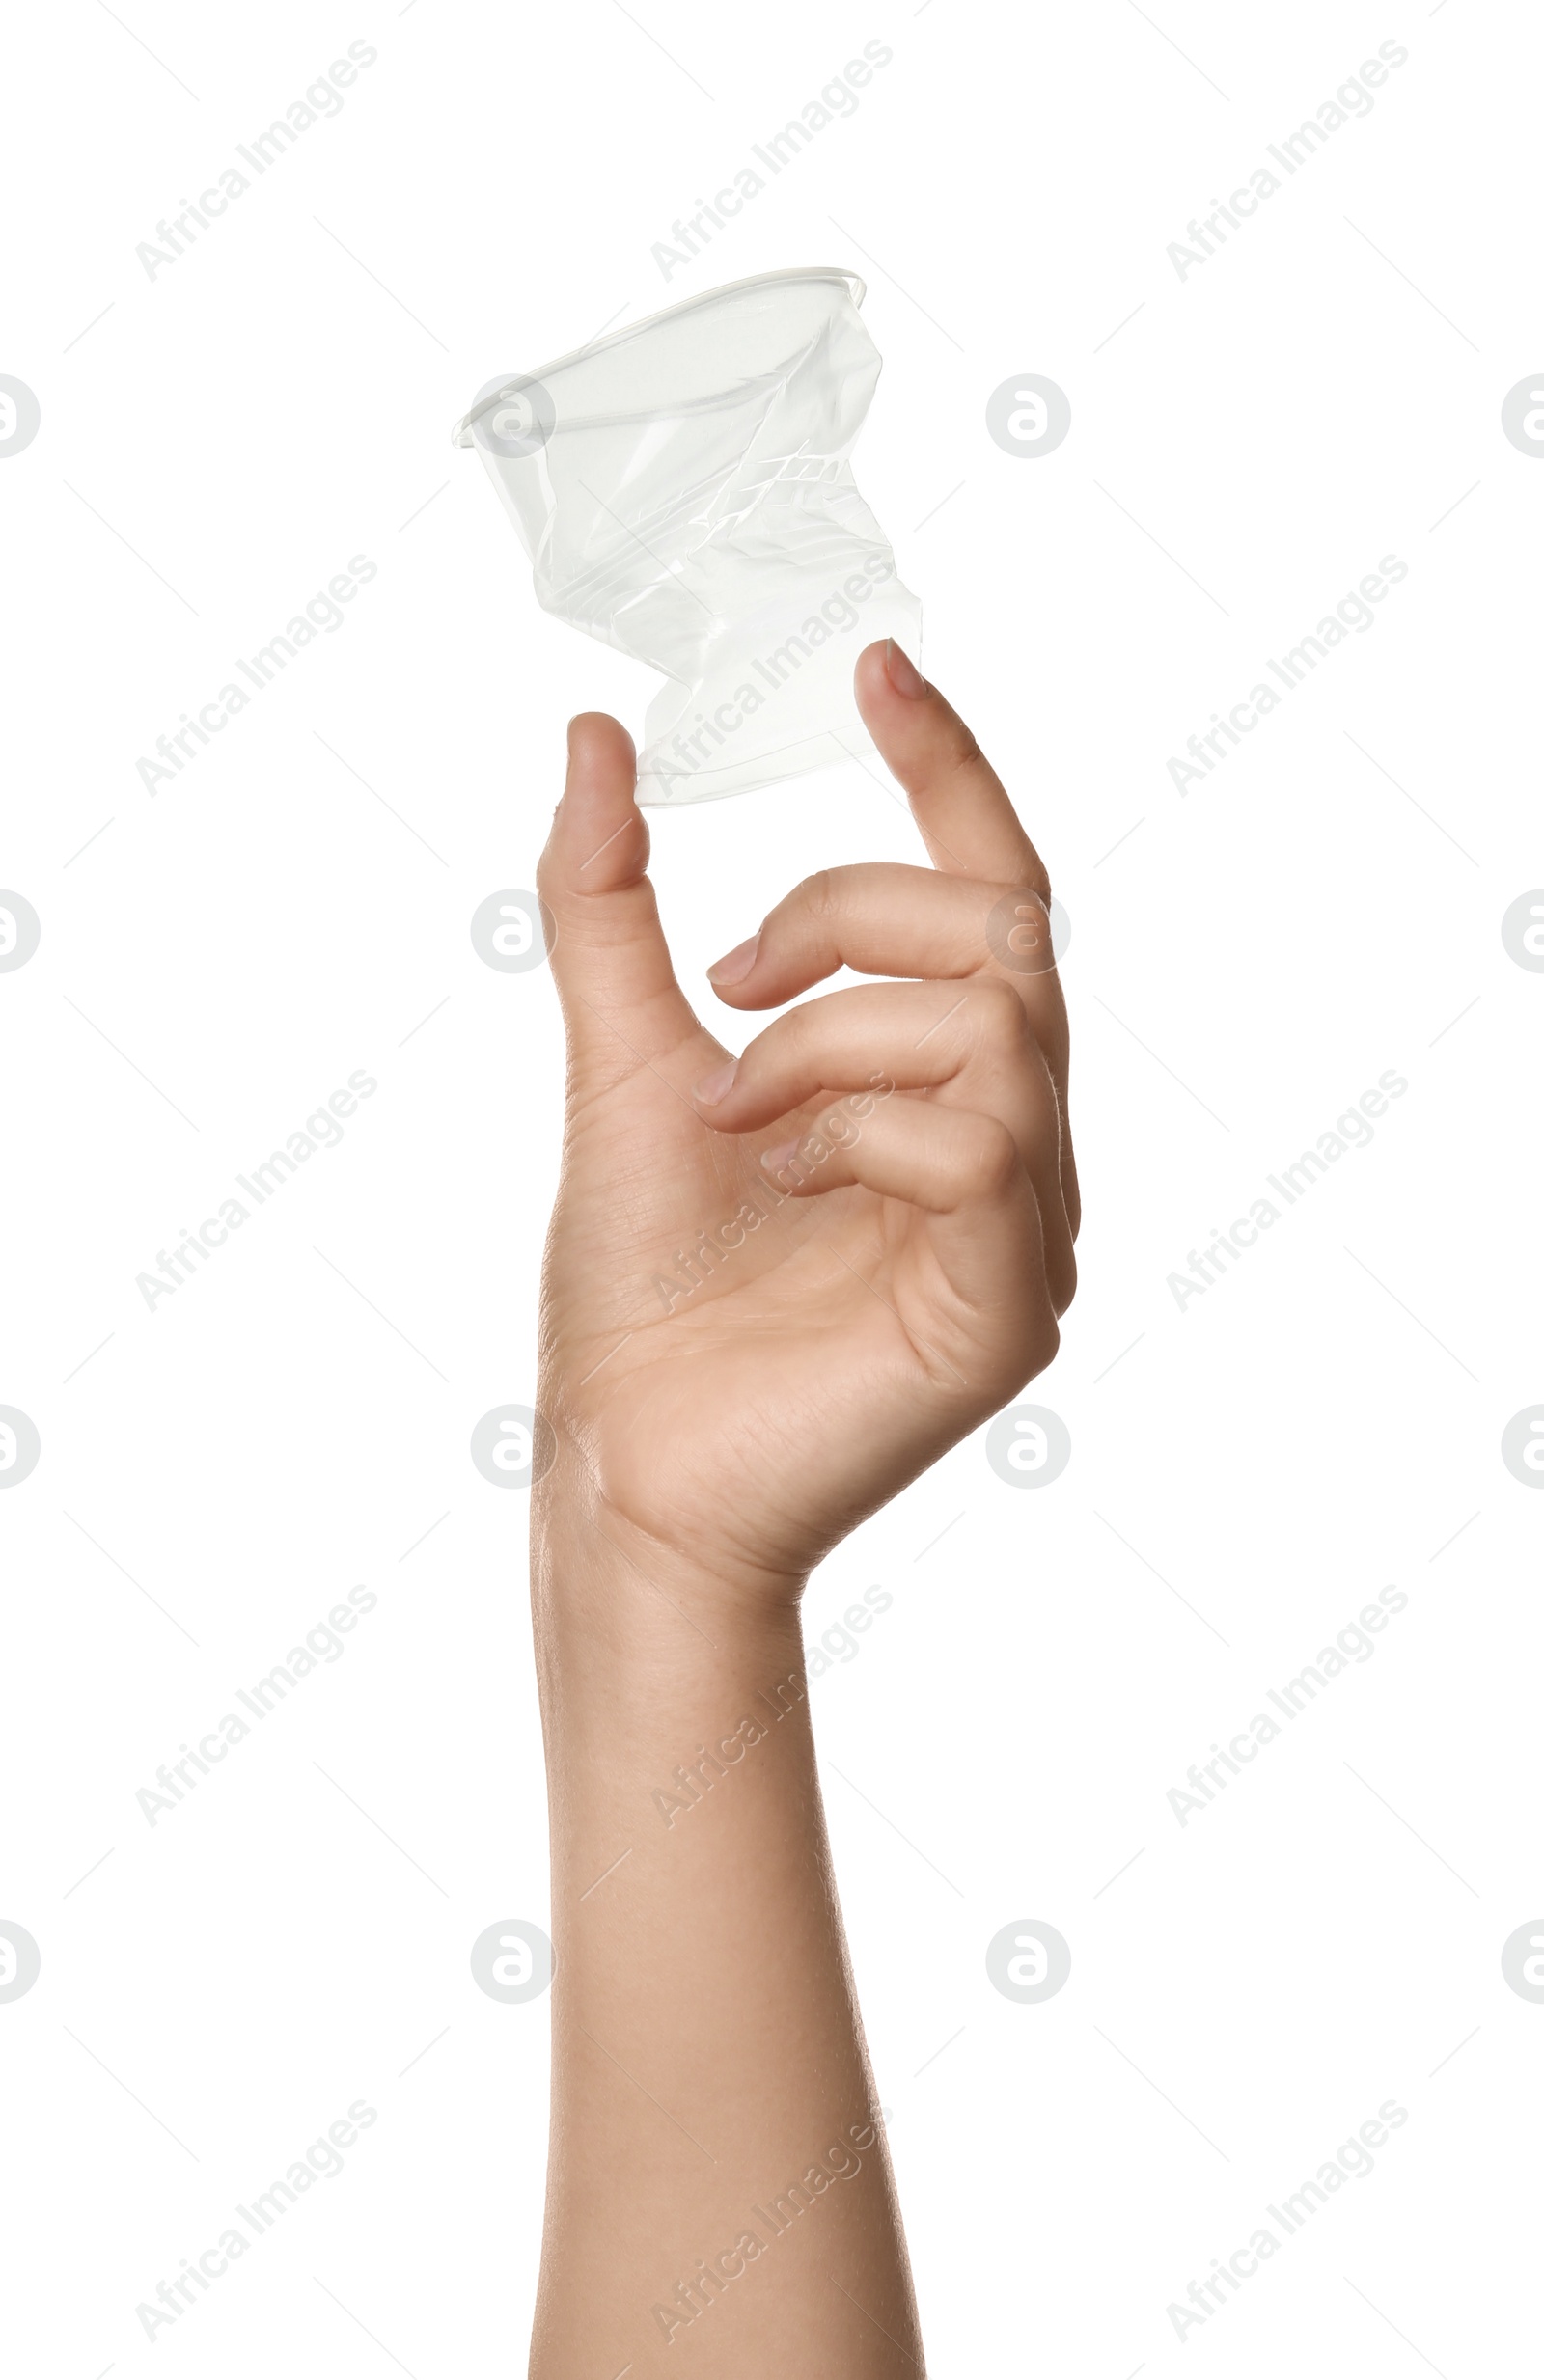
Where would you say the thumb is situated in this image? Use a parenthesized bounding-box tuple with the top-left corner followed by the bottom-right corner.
(537, 713, 702, 1071)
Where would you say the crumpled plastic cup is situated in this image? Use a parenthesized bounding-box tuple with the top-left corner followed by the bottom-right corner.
(453, 266, 922, 805)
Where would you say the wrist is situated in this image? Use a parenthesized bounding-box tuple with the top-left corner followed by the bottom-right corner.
(529, 1487, 818, 1889)
(531, 1448, 810, 1651)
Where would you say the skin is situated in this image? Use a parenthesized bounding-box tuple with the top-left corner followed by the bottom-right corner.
(528, 639, 1077, 2376)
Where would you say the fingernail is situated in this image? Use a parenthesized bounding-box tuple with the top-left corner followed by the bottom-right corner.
(693, 1062, 736, 1106)
(760, 1137, 800, 1175)
(706, 932, 759, 987)
(884, 638, 927, 698)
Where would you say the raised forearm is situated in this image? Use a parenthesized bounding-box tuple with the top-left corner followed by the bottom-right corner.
(523, 657, 1069, 2372)
(528, 1498, 923, 2376)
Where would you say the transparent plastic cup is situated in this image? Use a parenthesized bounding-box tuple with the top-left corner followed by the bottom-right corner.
(453, 266, 922, 805)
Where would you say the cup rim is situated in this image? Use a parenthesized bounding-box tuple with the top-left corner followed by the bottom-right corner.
(452, 264, 867, 448)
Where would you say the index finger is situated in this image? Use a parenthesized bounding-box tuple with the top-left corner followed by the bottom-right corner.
(854, 639, 1050, 894)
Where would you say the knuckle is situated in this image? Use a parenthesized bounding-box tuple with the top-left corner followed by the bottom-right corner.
(1008, 855, 1053, 908)
(973, 976, 1033, 1054)
(959, 1114, 1021, 1198)
(946, 720, 986, 777)
(987, 1308, 1059, 1408)
(1050, 1245, 1079, 1319)
(1017, 1293, 1061, 1381)
(780, 1000, 820, 1069)
(793, 868, 837, 923)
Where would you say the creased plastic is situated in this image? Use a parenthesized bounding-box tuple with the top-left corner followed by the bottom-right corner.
(454, 267, 922, 805)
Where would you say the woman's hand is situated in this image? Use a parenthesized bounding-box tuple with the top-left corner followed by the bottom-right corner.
(528, 639, 1078, 2376)
(534, 638, 1077, 1603)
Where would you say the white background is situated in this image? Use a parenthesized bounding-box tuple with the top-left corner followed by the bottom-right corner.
(3, 1, 1541, 2372)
